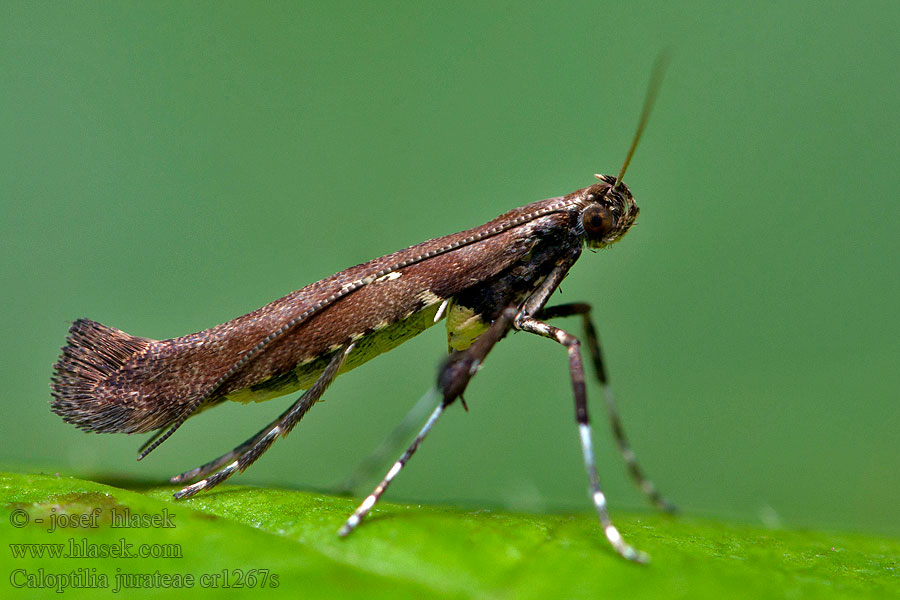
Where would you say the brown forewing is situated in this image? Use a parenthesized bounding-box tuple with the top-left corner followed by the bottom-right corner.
(99, 203, 575, 431)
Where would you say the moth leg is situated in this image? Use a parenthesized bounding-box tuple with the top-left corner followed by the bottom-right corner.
(333, 387, 438, 495)
(437, 306, 516, 403)
(514, 314, 649, 564)
(138, 426, 169, 457)
(536, 303, 676, 514)
(137, 398, 204, 460)
(172, 343, 354, 499)
(339, 307, 516, 535)
(169, 419, 277, 485)
(338, 399, 446, 536)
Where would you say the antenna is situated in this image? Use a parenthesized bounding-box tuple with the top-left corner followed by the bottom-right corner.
(614, 51, 671, 189)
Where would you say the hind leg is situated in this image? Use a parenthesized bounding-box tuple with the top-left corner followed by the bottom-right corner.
(172, 344, 353, 498)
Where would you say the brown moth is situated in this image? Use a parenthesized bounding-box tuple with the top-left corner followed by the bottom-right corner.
(50, 57, 672, 562)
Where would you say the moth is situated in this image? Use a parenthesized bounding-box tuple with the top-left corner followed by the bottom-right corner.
(51, 58, 673, 562)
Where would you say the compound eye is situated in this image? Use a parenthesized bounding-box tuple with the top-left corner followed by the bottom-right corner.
(582, 204, 615, 237)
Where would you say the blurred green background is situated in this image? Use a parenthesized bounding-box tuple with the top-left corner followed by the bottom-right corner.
(2, 2, 897, 539)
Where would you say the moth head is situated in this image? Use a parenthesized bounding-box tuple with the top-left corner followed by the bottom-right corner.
(576, 53, 667, 250)
(578, 174, 639, 249)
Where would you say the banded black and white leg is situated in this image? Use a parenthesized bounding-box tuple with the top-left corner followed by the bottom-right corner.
(513, 256, 648, 562)
(172, 343, 354, 498)
(333, 386, 438, 495)
(514, 314, 648, 563)
(338, 307, 517, 536)
(536, 303, 676, 514)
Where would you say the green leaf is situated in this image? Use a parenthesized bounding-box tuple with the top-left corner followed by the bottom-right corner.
(1, 471, 896, 599)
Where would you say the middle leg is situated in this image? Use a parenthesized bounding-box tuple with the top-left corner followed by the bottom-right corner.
(338, 307, 518, 535)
